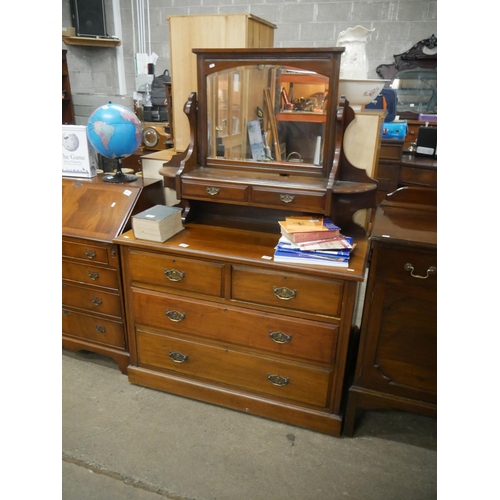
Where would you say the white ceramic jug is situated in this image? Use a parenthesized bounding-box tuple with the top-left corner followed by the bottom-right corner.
(337, 25, 375, 79)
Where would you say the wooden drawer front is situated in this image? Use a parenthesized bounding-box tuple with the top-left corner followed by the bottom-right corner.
(231, 265, 343, 318)
(136, 330, 332, 407)
(62, 309, 125, 348)
(373, 245, 437, 290)
(181, 180, 249, 202)
(131, 289, 338, 364)
(62, 261, 119, 290)
(62, 240, 110, 265)
(399, 165, 437, 188)
(379, 141, 403, 161)
(251, 187, 326, 212)
(126, 250, 224, 297)
(62, 283, 122, 317)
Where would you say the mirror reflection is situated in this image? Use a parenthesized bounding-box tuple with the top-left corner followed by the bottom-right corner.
(391, 68, 437, 115)
(206, 64, 328, 167)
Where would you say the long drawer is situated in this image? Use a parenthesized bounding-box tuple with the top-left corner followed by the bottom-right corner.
(131, 288, 338, 364)
(126, 249, 225, 297)
(231, 265, 343, 318)
(62, 261, 120, 290)
(62, 282, 122, 317)
(136, 329, 332, 407)
(62, 308, 125, 348)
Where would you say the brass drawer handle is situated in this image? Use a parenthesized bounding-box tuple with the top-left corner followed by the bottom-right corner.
(206, 186, 220, 196)
(279, 194, 295, 203)
(267, 374, 290, 386)
(166, 309, 186, 322)
(91, 297, 103, 306)
(273, 286, 296, 300)
(95, 325, 106, 333)
(164, 268, 185, 281)
(269, 330, 292, 344)
(404, 263, 436, 279)
(88, 270, 99, 281)
(85, 249, 96, 259)
(169, 351, 188, 363)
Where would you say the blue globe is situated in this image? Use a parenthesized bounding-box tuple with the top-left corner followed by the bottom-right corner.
(87, 103, 142, 159)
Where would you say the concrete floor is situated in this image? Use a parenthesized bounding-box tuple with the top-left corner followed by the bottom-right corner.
(62, 348, 437, 500)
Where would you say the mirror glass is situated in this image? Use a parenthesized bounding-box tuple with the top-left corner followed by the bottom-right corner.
(392, 68, 437, 115)
(206, 64, 328, 167)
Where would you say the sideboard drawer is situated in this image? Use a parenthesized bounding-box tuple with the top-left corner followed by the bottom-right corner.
(126, 249, 225, 297)
(231, 265, 343, 318)
(373, 245, 437, 290)
(131, 288, 338, 364)
(136, 329, 332, 407)
(62, 240, 110, 265)
(62, 261, 120, 290)
(399, 165, 437, 188)
(62, 283, 122, 317)
(251, 187, 326, 212)
(62, 308, 125, 348)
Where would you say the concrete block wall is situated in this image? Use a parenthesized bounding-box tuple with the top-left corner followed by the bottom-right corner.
(62, 0, 437, 124)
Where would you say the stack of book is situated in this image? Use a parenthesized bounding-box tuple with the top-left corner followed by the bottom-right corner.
(132, 204, 184, 242)
(273, 216, 355, 268)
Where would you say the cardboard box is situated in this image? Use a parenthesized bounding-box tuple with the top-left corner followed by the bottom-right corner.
(62, 26, 76, 37)
(62, 125, 98, 178)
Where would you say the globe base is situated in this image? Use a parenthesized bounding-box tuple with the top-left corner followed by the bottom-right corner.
(103, 171, 138, 183)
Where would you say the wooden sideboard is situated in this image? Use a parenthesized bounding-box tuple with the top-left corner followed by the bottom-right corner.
(399, 153, 437, 188)
(115, 223, 370, 436)
(374, 141, 437, 202)
(62, 175, 164, 373)
(343, 187, 437, 436)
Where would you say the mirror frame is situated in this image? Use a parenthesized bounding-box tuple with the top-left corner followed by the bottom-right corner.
(193, 48, 344, 179)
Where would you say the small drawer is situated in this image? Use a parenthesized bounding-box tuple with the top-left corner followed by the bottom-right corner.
(62, 261, 119, 290)
(251, 186, 326, 212)
(62, 309, 125, 348)
(126, 249, 224, 297)
(131, 289, 338, 364)
(373, 245, 437, 289)
(181, 180, 249, 202)
(62, 283, 122, 317)
(231, 265, 343, 318)
(379, 141, 403, 161)
(136, 330, 332, 407)
(62, 240, 110, 265)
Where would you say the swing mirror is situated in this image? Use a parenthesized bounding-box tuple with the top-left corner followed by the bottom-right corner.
(194, 48, 343, 177)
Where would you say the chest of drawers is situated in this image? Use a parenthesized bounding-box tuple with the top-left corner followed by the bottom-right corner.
(116, 224, 369, 435)
(62, 176, 163, 373)
(343, 187, 437, 436)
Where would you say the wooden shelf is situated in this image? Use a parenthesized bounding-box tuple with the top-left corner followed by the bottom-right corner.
(277, 111, 326, 123)
(62, 36, 121, 47)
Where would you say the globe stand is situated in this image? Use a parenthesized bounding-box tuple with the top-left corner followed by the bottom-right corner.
(102, 158, 138, 183)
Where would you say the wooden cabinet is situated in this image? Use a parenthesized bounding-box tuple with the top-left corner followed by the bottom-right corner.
(343, 187, 437, 436)
(62, 175, 164, 373)
(374, 142, 437, 202)
(116, 224, 369, 436)
(374, 139, 404, 204)
(399, 153, 437, 188)
(167, 14, 276, 152)
(62, 50, 75, 124)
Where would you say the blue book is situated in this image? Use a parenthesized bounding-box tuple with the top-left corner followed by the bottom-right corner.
(274, 247, 349, 267)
